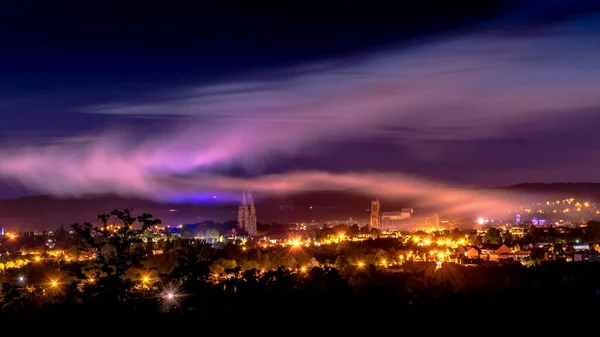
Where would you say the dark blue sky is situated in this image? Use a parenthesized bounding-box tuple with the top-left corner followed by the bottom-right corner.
(0, 2, 516, 89)
(0, 1, 513, 138)
(0, 1, 599, 201)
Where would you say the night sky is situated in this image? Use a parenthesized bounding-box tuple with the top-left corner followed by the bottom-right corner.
(0, 1, 599, 203)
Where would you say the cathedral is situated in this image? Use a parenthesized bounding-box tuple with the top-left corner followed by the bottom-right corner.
(237, 191, 257, 236)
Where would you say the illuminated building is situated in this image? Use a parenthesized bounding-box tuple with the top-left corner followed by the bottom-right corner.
(238, 191, 257, 236)
(380, 208, 414, 229)
(383, 213, 439, 232)
(369, 201, 435, 232)
(531, 217, 546, 226)
(370, 200, 380, 230)
(509, 226, 525, 237)
(248, 191, 257, 236)
(238, 192, 247, 230)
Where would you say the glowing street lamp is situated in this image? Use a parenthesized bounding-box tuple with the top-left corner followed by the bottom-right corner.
(161, 286, 180, 304)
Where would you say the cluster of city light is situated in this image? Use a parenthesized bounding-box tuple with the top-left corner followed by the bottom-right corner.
(99, 224, 134, 231)
(513, 198, 598, 215)
(282, 237, 312, 248)
(319, 233, 349, 245)
(411, 236, 467, 249)
(46, 250, 65, 257)
(0, 258, 29, 271)
(0, 249, 98, 272)
(353, 248, 452, 269)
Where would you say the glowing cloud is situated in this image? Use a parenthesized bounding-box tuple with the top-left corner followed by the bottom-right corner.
(0, 14, 599, 210)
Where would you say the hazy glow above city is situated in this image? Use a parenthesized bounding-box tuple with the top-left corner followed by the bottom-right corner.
(0, 2, 599, 210)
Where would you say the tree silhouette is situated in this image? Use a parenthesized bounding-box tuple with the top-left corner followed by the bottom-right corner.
(485, 228, 502, 244)
(585, 221, 600, 241)
(502, 230, 514, 245)
(69, 209, 161, 304)
(205, 229, 220, 243)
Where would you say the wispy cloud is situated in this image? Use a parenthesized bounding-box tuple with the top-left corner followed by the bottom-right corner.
(0, 14, 599, 212)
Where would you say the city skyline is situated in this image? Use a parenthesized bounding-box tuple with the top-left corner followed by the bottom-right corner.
(2, 2, 600, 327)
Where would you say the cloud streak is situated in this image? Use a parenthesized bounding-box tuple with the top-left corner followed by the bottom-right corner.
(0, 13, 599, 215)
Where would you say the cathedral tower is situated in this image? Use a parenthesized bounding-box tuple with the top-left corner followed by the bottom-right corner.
(370, 199, 380, 230)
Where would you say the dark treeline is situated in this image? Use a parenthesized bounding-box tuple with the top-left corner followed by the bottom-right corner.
(2, 210, 600, 331)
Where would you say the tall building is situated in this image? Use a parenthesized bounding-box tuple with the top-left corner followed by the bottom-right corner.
(370, 200, 380, 230)
(247, 191, 257, 236)
(238, 191, 257, 236)
(238, 192, 247, 229)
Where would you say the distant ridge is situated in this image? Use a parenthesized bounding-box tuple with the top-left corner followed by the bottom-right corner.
(497, 183, 600, 199)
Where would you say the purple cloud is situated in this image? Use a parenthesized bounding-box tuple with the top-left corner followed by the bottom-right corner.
(0, 16, 599, 215)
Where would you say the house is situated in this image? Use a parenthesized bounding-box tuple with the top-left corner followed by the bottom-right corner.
(480, 243, 501, 255)
(480, 243, 511, 261)
(496, 244, 511, 255)
(573, 250, 600, 262)
(512, 250, 530, 260)
(465, 247, 480, 259)
(455, 245, 467, 256)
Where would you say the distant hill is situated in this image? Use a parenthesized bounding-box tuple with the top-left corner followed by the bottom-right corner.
(0, 191, 399, 231)
(493, 183, 600, 201)
(0, 195, 236, 231)
(2, 183, 600, 230)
